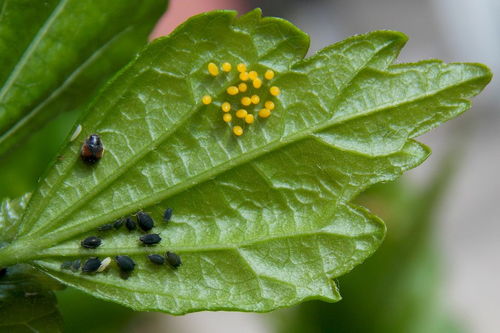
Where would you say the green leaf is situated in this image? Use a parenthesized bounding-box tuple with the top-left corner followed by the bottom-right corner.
(0, 264, 64, 333)
(0, 9, 491, 314)
(0, 0, 168, 156)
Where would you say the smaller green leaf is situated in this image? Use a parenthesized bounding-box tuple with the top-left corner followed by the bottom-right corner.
(0, 265, 63, 333)
(0, 0, 168, 156)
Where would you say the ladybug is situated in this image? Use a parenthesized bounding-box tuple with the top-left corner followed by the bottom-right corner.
(81, 134, 104, 165)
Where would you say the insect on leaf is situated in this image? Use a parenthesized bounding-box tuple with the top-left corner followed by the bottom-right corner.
(0, 9, 491, 314)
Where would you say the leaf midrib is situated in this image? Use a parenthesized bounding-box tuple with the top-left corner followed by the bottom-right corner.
(36, 229, 373, 258)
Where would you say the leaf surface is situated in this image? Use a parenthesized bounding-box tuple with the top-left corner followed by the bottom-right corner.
(280, 159, 461, 333)
(0, 193, 30, 244)
(0, 10, 491, 314)
(0, 0, 168, 156)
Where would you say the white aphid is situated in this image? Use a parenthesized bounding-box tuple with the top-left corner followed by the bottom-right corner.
(97, 257, 111, 272)
(70, 124, 82, 141)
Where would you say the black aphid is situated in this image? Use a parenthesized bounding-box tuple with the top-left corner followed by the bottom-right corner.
(137, 212, 154, 231)
(163, 208, 173, 222)
(166, 251, 181, 268)
(82, 257, 101, 273)
(98, 223, 113, 231)
(113, 219, 124, 230)
(139, 233, 161, 245)
(0, 268, 7, 278)
(81, 236, 102, 249)
(147, 254, 165, 265)
(81, 134, 104, 165)
(115, 255, 135, 272)
(71, 259, 81, 272)
(61, 261, 73, 269)
(125, 217, 136, 231)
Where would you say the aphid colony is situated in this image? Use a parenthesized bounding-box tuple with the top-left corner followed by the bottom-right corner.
(61, 208, 181, 278)
(202, 62, 281, 136)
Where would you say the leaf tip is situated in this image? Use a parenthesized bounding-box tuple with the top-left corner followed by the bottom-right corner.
(407, 140, 432, 169)
(370, 29, 409, 48)
(464, 62, 493, 84)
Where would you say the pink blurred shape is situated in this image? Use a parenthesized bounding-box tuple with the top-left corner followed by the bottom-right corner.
(150, 0, 247, 40)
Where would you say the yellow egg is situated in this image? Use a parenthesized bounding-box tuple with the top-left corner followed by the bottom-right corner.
(226, 86, 239, 95)
(269, 86, 280, 96)
(233, 126, 243, 136)
(251, 95, 260, 104)
(238, 82, 248, 92)
(264, 101, 275, 110)
(241, 96, 252, 106)
(253, 78, 262, 89)
(258, 108, 271, 118)
(221, 102, 231, 112)
(237, 63, 247, 73)
(202, 95, 212, 105)
(222, 62, 232, 72)
(208, 62, 219, 76)
(239, 71, 249, 81)
(264, 70, 275, 80)
(248, 71, 258, 80)
(236, 109, 248, 118)
(245, 114, 255, 124)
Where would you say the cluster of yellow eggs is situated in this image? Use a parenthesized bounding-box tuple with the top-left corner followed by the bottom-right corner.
(201, 62, 280, 136)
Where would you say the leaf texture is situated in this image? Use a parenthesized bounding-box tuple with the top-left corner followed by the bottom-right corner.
(0, 9, 491, 314)
(0, 0, 168, 156)
(0, 193, 30, 244)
